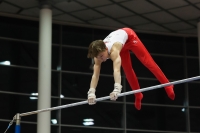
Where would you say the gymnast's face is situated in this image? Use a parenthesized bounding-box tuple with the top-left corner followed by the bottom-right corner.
(96, 48, 109, 62)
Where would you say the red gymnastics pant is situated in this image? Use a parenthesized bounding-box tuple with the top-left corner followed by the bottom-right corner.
(120, 28, 175, 110)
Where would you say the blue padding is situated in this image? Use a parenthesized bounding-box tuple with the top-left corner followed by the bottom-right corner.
(15, 125, 21, 133)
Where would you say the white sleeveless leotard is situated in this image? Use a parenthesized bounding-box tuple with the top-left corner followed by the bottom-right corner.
(103, 29, 128, 54)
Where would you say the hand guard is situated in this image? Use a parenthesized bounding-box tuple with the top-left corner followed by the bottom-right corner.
(110, 83, 122, 101)
(87, 88, 96, 105)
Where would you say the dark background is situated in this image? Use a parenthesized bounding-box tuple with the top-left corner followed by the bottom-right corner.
(0, 16, 199, 133)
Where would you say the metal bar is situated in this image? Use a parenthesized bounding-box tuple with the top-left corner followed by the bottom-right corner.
(20, 76, 200, 117)
(15, 114, 21, 133)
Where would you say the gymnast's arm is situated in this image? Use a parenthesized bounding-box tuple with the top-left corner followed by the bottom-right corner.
(110, 43, 122, 84)
(109, 43, 123, 100)
(87, 58, 101, 105)
(90, 57, 101, 88)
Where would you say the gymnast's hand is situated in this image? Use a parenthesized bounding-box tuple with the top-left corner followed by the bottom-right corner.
(87, 88, 96, 105)
(110, 83, 122, 101)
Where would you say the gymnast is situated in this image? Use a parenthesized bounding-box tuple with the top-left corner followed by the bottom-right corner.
(87, 27, 175, 110)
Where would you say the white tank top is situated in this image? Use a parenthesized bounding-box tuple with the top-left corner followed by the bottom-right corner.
(103, 29, 128, 54)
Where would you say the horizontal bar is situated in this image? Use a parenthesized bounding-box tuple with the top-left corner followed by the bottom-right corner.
(19, 76, 200, 117)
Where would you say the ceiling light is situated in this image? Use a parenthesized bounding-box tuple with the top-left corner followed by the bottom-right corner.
(51, 119, 57, 124)
(83, 121, 94, 126)
(60, 94, 64, 98)
(29, 97, 38, 100)
(0, 61, 10, 65)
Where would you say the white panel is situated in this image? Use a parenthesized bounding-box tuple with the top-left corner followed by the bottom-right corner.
(20, 7, 39, 17)
(0, 2, 20, 13)
(71, 9, 104, 20)
(121, 0, 160, 14)
(89, 18, 125, 27)
(150, 0, 188, 9)
(96, 4, 133, 18)
(120, 15, 150, 26)
(134, 23, 169, 32)
(55, 1, 86, 12)
(77, 0, 112, 7)
(169, 6, 200, 20)
(144, 11, 180, 23)
(163, 22, 194, 30)
(6, 0, 39, 8)
(53, 14, 85, 23)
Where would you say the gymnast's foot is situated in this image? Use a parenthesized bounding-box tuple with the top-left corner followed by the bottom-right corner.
(135, 93, 143, 110)
(165, 85, 175, 100)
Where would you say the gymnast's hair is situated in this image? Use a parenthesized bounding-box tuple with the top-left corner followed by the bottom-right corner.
(87, 40, 107, 58)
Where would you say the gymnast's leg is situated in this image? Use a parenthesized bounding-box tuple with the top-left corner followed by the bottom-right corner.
(129, 36, 175, 100)
(120, 50, 143, 110)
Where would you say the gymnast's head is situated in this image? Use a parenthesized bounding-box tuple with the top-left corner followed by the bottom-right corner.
(87, 40, 107, 59)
